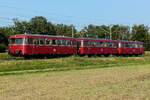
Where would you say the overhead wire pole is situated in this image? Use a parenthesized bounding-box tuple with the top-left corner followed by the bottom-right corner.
(109, 25, 112, 40)
(72, 26, 74, 38)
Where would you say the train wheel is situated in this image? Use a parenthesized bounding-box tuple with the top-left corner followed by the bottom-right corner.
(88, 54, 92, 57)
(115, 54, 120, 57)
(97, 54, 102, 57)
(24, 55, 31, 59)
(104, 54, 109, 57)
(134, 54, 139, 57)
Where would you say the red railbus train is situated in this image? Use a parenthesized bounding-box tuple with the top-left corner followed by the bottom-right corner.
(8, 34, 144, 57)
(76, 38, 118, 57)
(76, 38, 144, 56)
(115, 40, 144, 56)
(8, 34, 77, 57)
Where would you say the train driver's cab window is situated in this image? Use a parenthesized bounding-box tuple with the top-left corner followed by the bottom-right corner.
(15, 38, 23, 44)
(9, 38, 15, 44)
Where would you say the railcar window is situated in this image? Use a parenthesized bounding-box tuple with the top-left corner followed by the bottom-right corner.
(132, 44, 136, 48)
(107, 42, 112, 47)
(114, 43, 118, 48)
(62, 40, 66, 46)
(52, 39, 56, 45)
(45, 39, 52, 45)
(93, 41, 96, 46)
(140, 44, 143, 48)
(89, 41, 96, 47)
(96, 42, 99, 47)
(57, 40, 62, 46)
(66, 40, 72, 46)
(99, 42, 104, 47)
(135, 44, 138, 48)
(39, 38, 44, 45)
(104, 42, 107, 47)
(34, 38, 39, 45)
(95, 41, 99, 47)
(137, 44, 140, 48)
(16, 38, 23, 44)
(83, 41, 88, 46)
(125, 43, 129, 48)
(129, 43, 133, 48)
(27, 38, 34, 44)
(88, 41, 92, 46)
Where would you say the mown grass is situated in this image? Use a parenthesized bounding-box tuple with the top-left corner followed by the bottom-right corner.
(0, 64, 150, 100)
(0, 53, 11, 58)
(0, 52, 150, 74)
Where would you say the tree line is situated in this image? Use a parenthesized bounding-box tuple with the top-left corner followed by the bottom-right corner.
(0, 16, 150, 52)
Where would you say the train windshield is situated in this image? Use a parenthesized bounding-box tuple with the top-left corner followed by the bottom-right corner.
(9, 38, 23, 45)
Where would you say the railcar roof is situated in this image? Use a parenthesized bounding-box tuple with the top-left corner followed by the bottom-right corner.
(10, 34, 74, 39)
(76, 38, 114, 42)
(115, 40, 143, 44)
(76, 38, 143, 44)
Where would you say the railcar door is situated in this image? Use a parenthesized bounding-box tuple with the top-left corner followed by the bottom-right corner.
(33, 38, 40, 54)
(26, 38, 34, 55)
(77, 41, 81, 54)
(72, 40, 77, 54)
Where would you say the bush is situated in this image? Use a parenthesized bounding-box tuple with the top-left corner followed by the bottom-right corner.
(0, 43, 8, 52)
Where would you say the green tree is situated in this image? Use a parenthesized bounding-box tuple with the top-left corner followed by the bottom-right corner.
(0, 27, 13, 52)
(30, 16, 48, 34)
(111, 25, 130, 40)
(13, 19, 31, 34)
(54, 24, 77, 37)
(131, 24, 150, 50)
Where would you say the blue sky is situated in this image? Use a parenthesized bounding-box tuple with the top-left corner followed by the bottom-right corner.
(0, 0, 150, 29)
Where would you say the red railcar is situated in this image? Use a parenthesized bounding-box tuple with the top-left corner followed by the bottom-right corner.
(8, 34, 144, 57)
(8, 34, 77, 57)
(114, 40, 144, 56)
(76, 38, 118, 56)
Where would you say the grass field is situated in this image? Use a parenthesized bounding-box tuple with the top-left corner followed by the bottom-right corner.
(0, 64, 150, 100)
(0, 52, 150, 99)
